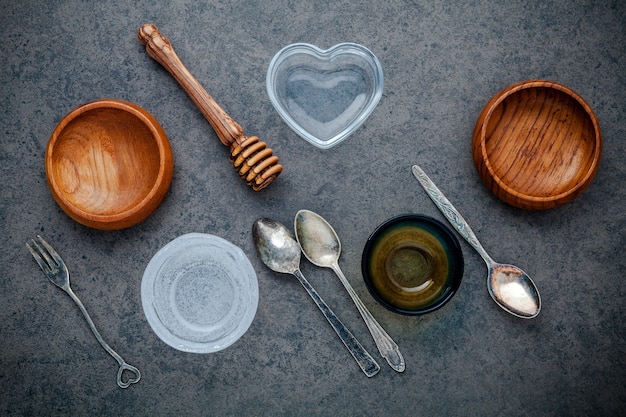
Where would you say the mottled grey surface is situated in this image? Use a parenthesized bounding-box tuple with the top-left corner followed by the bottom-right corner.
(1, 0, 625, 416)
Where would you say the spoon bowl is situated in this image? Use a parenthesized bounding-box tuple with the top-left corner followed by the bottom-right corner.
(252, 218, 380, 377)
(412, 165, 541, 319)
(253, 218, 302, 274)
(488, 264, 540, 318)
(294, 210, 405, 372)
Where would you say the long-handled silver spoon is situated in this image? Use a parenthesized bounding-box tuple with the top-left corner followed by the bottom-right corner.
(294, 210, 405, 372)
(412, 165, 541, 318)
(253, 218, 381, 377)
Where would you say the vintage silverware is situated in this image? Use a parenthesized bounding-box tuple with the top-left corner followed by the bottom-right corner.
(412, 165, 541, 319)
(294, 210, 405, 372)
(26, 235, 141, 388)
(253, 218, 380, 377)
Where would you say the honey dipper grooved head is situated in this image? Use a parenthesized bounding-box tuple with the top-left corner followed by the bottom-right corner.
(230, 136, 283, 191)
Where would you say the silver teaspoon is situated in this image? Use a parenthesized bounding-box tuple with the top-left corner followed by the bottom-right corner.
(253, 218, 381, 377)
(294, 210, 405, 372)
(411, 165, 541, 319)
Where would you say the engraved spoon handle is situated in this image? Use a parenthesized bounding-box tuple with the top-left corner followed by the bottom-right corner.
(292, 269, 380, 377)
(411, 165, 494, 266)
(332, 265, 405, 372)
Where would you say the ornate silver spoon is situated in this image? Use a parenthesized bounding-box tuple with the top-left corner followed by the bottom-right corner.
(412, 165, 541, 319)
(294, 210, 405, 372)
(253, 218, 380, 377)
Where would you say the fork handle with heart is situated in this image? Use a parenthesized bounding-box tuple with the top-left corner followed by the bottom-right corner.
(138, 23, 283, 191)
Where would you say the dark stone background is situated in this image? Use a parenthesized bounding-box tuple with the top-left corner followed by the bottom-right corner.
(1, 1, 624, 415)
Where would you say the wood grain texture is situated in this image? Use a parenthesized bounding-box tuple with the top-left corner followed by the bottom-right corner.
(472, 80, 601, 210)
(46, 99, 174, 230)
(138, 23, 282, 191)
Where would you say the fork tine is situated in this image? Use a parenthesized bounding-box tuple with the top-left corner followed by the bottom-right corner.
(26, 239, 50, 272)
(35, 235, 64, 267)
(33, 237, 57, 268)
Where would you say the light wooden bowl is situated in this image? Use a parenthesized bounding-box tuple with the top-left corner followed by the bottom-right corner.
(46, 99, 174, 230)
(472, 80, 601, 210)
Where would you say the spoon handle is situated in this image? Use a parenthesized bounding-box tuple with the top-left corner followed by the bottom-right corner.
(411, 165, 494, 265)
(332, 265, 405, 372)
(292, 269, 380, 377)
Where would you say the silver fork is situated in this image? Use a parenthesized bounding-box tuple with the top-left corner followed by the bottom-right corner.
(26, 235, 141, 388)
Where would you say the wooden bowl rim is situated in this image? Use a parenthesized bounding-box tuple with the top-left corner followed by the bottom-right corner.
(46, 98, 173, 229)
(477, 80, 602, 204)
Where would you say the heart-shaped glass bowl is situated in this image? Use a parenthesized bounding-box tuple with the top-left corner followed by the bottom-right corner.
(267, 43, 383, 149)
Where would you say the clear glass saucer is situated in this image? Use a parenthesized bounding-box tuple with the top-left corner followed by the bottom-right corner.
(267, 43, 383, 149)
(141, 233, 259, 353)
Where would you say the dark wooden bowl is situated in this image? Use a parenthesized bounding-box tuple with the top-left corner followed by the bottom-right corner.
(46, 99, 174, 230)
(472, 80, 602, 210)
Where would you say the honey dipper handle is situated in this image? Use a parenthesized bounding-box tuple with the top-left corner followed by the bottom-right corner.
(138, 23, 242, 146)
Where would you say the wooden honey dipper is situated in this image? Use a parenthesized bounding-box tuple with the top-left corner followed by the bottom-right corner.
(138, 23, 282, 191)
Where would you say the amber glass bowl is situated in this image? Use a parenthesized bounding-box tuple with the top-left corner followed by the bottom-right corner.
(361, 214, 464, 315)
(45, 99, 174, 230)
